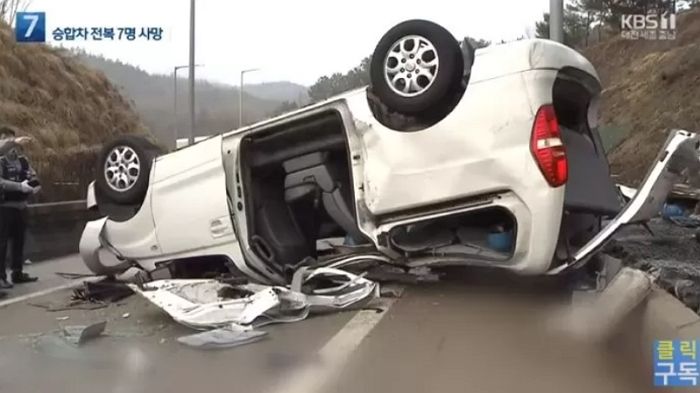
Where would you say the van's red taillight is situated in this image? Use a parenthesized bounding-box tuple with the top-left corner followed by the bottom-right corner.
(530, 105, 567, 187)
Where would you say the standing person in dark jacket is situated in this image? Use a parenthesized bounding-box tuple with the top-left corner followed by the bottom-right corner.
(0, 128, 39, 287)
(0, 127, 14, 296)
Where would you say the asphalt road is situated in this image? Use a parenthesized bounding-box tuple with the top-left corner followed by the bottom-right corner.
(0, 254, 92, 300)
(0, 257, 652, 393)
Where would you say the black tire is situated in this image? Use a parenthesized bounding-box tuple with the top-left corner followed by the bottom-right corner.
(95, 134, 159, 205)
(370, 20, 464, 115)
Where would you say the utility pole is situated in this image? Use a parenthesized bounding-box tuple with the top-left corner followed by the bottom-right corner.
(239, 68, 260, 128)
(173, 67, 179, 149)
(188, 0, 196, 146)
(173, 64, 203, 149)
(550, 0, 564, 43)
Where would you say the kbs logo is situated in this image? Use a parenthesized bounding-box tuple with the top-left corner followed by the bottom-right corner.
(621, 12, 677, 40)
(15, 12, 46, 42)
(621, 13, 677, 30)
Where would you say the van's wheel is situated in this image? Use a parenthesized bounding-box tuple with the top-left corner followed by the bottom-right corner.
(96, 135, 160, 205)
(370, 19, 464, 115)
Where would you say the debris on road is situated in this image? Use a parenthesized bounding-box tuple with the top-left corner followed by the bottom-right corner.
(130, 266, 378, 331)
(61, 321, 107, 346)
(177, 326, 268, 349)
(72, 278, 133, 304)
(55, 316, 70, 321)
(121, 313, 130, 319)
(29, 277, 133, 312)
(127, 265, 379, 348)
(365, 264, 440, 285)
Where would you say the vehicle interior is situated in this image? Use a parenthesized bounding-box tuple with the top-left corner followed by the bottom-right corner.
(239, 108, 520, 272)
(239, 110, 366, 273)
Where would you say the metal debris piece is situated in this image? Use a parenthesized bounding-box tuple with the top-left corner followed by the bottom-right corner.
(61, 321, 107, 346)
(56, 316, 70, 321)
(177, 326, 267, 349)
(131, 280, 282, 329)
(130, 266, 378, 330)
(122, 313, 130, 319)
(290, 267, 378, 312)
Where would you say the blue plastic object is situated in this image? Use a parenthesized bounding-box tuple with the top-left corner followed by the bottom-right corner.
(487, 230, 514, 252)
(662, 203, 686, 219)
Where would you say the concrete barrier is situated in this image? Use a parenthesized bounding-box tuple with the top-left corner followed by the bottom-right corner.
(23, 200, 97, 262)
(616, 286, 700, 392)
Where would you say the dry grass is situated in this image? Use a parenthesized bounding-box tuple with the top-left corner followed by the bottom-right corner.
(584, 8, 700, 185)
(0, 21, 147, 201)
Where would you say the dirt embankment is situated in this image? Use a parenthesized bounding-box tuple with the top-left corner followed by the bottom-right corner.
(0, 22, 146, 202)
(584, 8, 700, 186)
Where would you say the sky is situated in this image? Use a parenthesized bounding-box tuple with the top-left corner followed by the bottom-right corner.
(28, 0, 550, 87)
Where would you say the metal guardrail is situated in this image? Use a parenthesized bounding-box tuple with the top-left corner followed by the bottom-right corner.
(24, 199, 96, 262)
(27, 200, 87, 216)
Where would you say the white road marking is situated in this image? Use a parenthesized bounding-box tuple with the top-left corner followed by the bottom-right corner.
(0, 276, 103, 309)
(266, 294, 400, 393)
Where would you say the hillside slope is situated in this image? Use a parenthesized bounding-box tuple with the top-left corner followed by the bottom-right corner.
(76, 52, 307, 146)
(0, 22, 146, 201)
(584, 8, 700, 185)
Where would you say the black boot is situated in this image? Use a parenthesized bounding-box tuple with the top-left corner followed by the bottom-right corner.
(0, 278, 12, 289)
(11, 272, 38, 284)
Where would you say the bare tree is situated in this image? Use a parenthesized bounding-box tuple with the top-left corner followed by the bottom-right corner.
(0, 0, 32, 26)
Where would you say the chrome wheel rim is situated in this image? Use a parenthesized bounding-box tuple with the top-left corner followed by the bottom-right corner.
(104, 145, 140, 192)
(384, 34, 440, 97)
